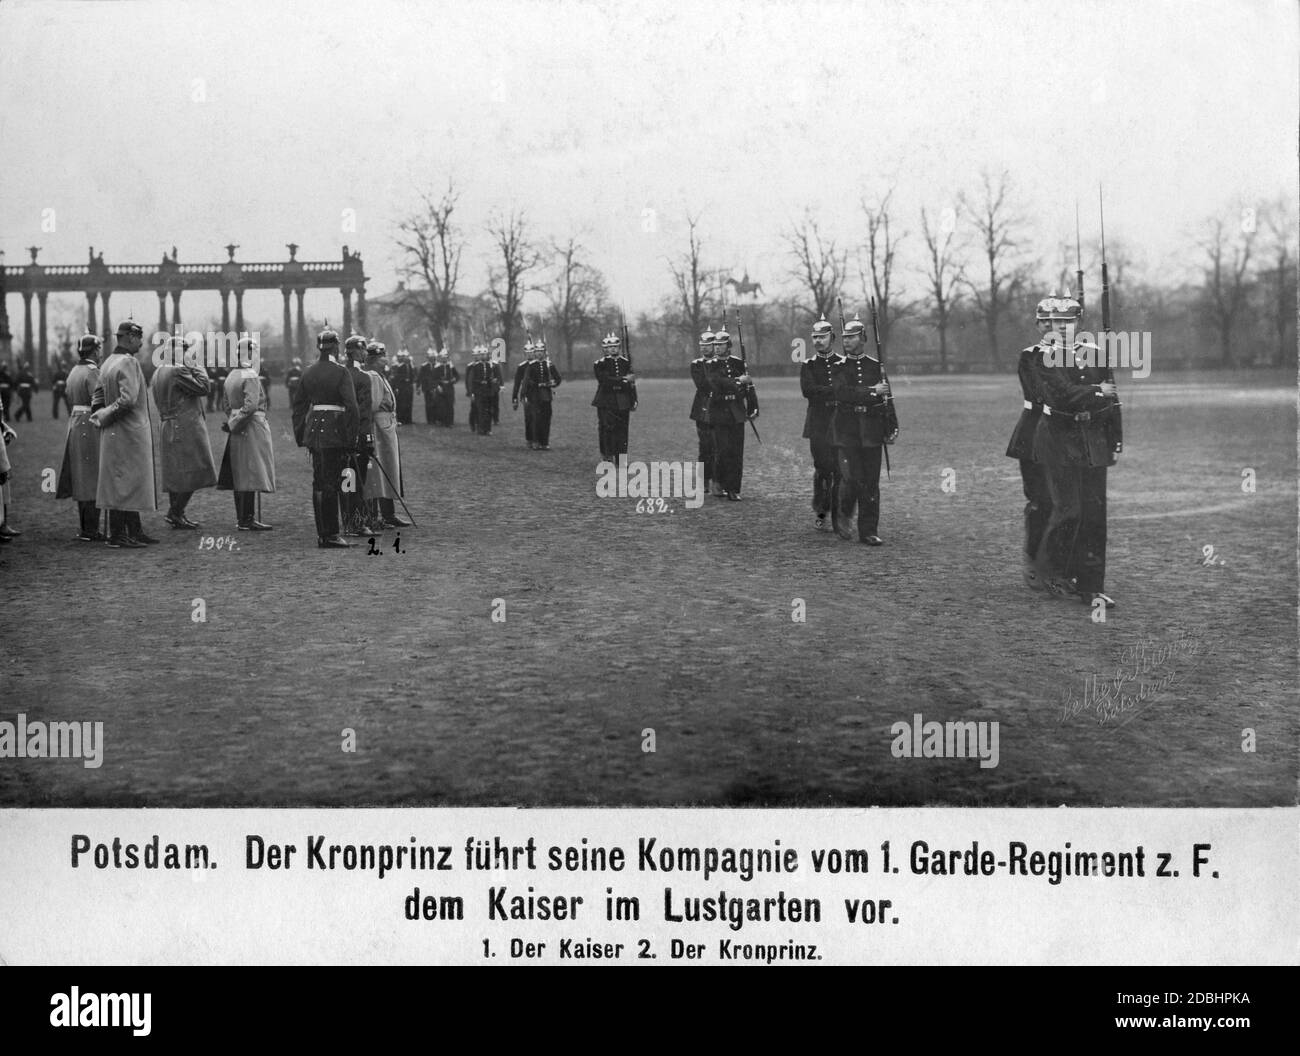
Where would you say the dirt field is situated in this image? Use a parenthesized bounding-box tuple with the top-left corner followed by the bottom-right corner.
(0, 368, 1295, 806)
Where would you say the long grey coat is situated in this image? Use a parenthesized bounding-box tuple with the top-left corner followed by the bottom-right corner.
(221, 369, 276, 493)
(94, 350, 159, 512)
(57, 361, 101, 501)
(151, 364, 218, 492)
(362, 369, 402, 499)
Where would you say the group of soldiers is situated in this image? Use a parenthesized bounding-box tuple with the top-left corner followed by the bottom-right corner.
(0, 361, 41, 422)
(1007, 295, 1120, 609)
(797, 313, 898, 543)
(689, 325, 759, 499)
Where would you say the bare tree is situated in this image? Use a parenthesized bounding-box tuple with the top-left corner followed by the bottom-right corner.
(666, 213, 718, 364)
(544, 235, 609, 372)
(857, 189, 915, 356)
(1260, 197, 1297, 367)
(394, 179, 467, 348)
(959, 170, 1032, 368)
(918, 204, 963, 372)
(1199, 204, 1257, 366)
(486, 208, 543, 364)
(782, 211, 846, 324)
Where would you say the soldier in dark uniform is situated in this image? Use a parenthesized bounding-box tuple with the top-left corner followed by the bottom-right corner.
(831, 315, 893, 544)
(14, 363, 36, 421)
(1031, 294, 1121, 608)
(431, 349, 459, 425)
(801, 314, 842, 531)
(51, 363, 69, 418)
(0, 363, 12, 421)
(1006, 299, 1059, 589)
(689, 327, 717, 495)
(511, 341, 536, 448)
(285, 357, 304, 407)
(592, 331, 637, 465)
(291, 326, 359, 549)
(519, 335, 561, 450)
(465, 344, 502, 436)
(258, 363, 272, 409)
(705, 326, 758, 501)
(341, 334, 376, 534)
(390, 348, 415, 425)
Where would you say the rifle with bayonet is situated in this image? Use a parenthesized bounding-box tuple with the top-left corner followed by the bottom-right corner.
(1098, 187, 1123, 453)
(729, 306, 761, 444)
(868, 296, 895, 478)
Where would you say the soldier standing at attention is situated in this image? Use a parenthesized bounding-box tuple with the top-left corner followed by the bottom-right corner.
(14, 362, 36, 421)
(390, 348, 415, 425)
(800, 314, 841, 531)
(285, 357, 304, 407)
(291, 326, 359, 549)
(56, 333, 104, 541)
(592, 331, 637, 466)
(830, 315, 892, 544)
(151, 334, 218, 530)
(1006, 299, 1059, 589)
(1031, 294, 1120, 609)
(416, 348, 439, 425)
(341, 334, 376, 535)
(362, 341, 410, 529)
(431, 349, 458, 426)
(90, 320, 160, 548)
(705, 326, 757, 501)
(520, 334, 561, 450)
(220, 338, 276, 531)
(689, 327, 717, 495)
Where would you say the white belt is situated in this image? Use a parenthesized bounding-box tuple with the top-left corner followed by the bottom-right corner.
(312, 404, 345, 412)
(72, 404, 92, 412)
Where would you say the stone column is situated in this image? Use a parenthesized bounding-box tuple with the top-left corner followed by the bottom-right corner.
(157, 291, 168, 333)
(295, 289, 306, 357)
(342, 288, 352, 335)
(22, 292, 33, 358)
(282, 289, 292, 359)
(100, 291, 111, 346)
(171, 290, 182, 329)
(86, 291, 98, 334)
(221, 289, 230, 331)
(37, 292, 48, 380)
(234, 289, 245, 333)
(356, 284, 367, 332)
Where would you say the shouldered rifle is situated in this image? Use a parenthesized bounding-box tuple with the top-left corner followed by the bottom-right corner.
(869, 296, 895, 477)
(620, 305, 632, 373)
(730, 307, 761, 444)
(1098, 186, 1123, 451)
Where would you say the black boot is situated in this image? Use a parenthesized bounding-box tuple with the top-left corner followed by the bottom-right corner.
(126, 511, 159, 545)
(315, 491, 350, 548)
(106, 510, 142, 548)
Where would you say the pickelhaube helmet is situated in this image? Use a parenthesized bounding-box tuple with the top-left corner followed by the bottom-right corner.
(811, 313, 834, 338)
(471, 343, 487, 357)
(366, 339, 385, 357)
(1035, 294, 1082, 321)
(533, 335, 547, 353)
(344, 334, 368, 355)
(842, 313, 866, 339)
(317, 324, 339, 349)
(425, 346, 437, 358)
(712, 325, 732, 347)
(77, 331, 103, 356)
(237, 336, 259, 365)
(116, 319, 143, 338)
(291, 357, 302, 366)
(700, 326, 715, 345)
(523, 339, 535, 356)
(601, 331, 619, 350)
(437, 348, 449, 360)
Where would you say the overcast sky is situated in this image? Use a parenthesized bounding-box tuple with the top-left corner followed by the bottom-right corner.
(2, 0, 1296, 330)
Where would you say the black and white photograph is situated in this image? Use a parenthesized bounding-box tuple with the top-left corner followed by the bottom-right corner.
(0, 0, 1296, 973)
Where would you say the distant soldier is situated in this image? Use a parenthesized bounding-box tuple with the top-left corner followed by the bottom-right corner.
(150, 335, 217, 530)
(511, 340, 535, 447)
(362, 341, 411, 528)
(416, 349, 438, 425)
(689, 326, 717, 495)
(0, 411, 17, 543)
(465, 344, 502, 436)
(291, 326, 359, 549)
(830, 314, 893, 544)
(1006, 299, 1057, 589)
(51, 363, 69, 419)
(592, 331, 636, 465)
(1031, 294, 1120, 609)
(341, 335, 376, 535)
(520, 335, 561, 450)
(258, 363, 272, 409)
(14, 362, 36, 421)
(390, 348, 415, 425)
(800, 314, 842, 531)
(431, 349, 459, 426)
(0, 363, 12, 420)
(90, 320, 160, 548)
(705, 326, 757, 501)
(219, 338, 276, 531)
(208, 363, 229, 413)
(285, 357, 304, 406)
(57, 333, 104, 541)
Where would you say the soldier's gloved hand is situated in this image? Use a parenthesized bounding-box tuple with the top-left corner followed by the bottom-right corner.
(1098, 382, 1118, 397)
(748, 409, 759, 420)
(624, 373, 637, 384)
(886, 428, 899, 444)
(221, 422, 231, 433)
(737, 374, 751, 385)
(512, 400, 519, 410)
(88, 410, 106, 429)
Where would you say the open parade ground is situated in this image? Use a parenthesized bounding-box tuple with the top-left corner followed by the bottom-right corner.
(1, 368, 1294, 807)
